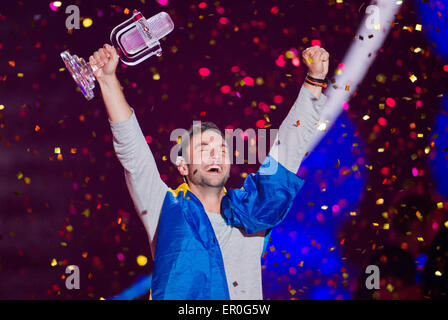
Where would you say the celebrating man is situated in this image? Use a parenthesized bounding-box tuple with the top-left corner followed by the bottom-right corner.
(90, 44, 329, 299)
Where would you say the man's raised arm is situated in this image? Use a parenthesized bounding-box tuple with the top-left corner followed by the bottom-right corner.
(269, 46, 329, 173)
(221, 46, 329, 234)
(91, 44, 168, 255)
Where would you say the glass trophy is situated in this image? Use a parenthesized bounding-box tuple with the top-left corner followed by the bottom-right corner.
(60, 10, 174, 100)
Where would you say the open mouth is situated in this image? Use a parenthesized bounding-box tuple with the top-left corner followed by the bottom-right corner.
(206, 165, 222, 174)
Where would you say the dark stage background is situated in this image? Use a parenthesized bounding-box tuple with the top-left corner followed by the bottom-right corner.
(1, 0, 447, 299)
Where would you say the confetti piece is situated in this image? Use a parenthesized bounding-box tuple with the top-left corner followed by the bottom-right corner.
(317, 123, 326, 131)
(49, 1, 62, 11)
(198, 67, 210, 77)
(82, 18, 93, 28)
(137, 255, 148, 266)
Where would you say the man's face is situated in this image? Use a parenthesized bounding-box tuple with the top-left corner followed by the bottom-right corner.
(181, 129, 231, 189)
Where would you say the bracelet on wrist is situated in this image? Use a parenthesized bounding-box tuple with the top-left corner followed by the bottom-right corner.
(305, 75, 328, 88)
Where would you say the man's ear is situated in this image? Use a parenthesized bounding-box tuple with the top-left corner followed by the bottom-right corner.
(176, 156, 189, 177)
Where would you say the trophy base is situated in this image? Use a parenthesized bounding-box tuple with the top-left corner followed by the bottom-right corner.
(60, 50, 96, 100)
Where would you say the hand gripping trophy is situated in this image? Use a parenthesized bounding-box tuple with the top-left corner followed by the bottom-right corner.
(60, 9, 174, 100)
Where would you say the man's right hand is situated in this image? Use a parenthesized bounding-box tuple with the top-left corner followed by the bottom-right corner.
(89, 44, 119, 81)
(91, 43, 131, 123)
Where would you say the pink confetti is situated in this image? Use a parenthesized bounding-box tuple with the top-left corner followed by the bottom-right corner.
(377, 117, 387, 126)
(273, 95, 283, 104)
(256, 119, 266, 128)
(198, 67, 210, 77)
(275, 55, 286, 67)
(220, 85, 231, 94)
(243, 76, 254, 86)
(219, 17, 229, 25)
(311, 39, 322, 47)
(386, 97, 396, 107)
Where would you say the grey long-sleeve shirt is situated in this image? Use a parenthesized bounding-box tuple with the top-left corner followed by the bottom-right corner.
(108, 85, 327, 299)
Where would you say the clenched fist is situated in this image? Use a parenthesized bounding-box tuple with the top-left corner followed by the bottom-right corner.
(89, 44, 119, 81)
(302, 46, 330, 79)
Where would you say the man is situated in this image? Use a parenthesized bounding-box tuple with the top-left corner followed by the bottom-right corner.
(90, 43, 329, 299)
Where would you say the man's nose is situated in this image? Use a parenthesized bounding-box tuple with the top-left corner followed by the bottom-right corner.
(209, 147, 221, 162)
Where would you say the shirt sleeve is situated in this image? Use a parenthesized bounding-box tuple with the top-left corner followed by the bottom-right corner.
(268, 85, 327, 174)
(109, 108, 168, 253)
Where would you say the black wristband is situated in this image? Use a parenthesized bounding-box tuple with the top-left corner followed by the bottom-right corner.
(306, 73, 328, 84)
(304, 77, 328, 88)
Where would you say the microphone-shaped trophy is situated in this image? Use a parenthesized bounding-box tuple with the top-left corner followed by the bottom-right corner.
(60, 10, 174, 100)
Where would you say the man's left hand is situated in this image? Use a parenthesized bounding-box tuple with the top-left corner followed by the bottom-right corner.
(302, 46, 330, 79)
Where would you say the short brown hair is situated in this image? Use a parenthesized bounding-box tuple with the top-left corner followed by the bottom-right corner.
(177, 121, 223, 158)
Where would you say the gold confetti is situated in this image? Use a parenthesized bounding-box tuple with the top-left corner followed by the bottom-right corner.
(335, 159, 341, 168)
(137, 255, 148, 266)
(82, 208, 90, 218)
(317, 122, 327, 131)
(83, 18, 93, 28)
